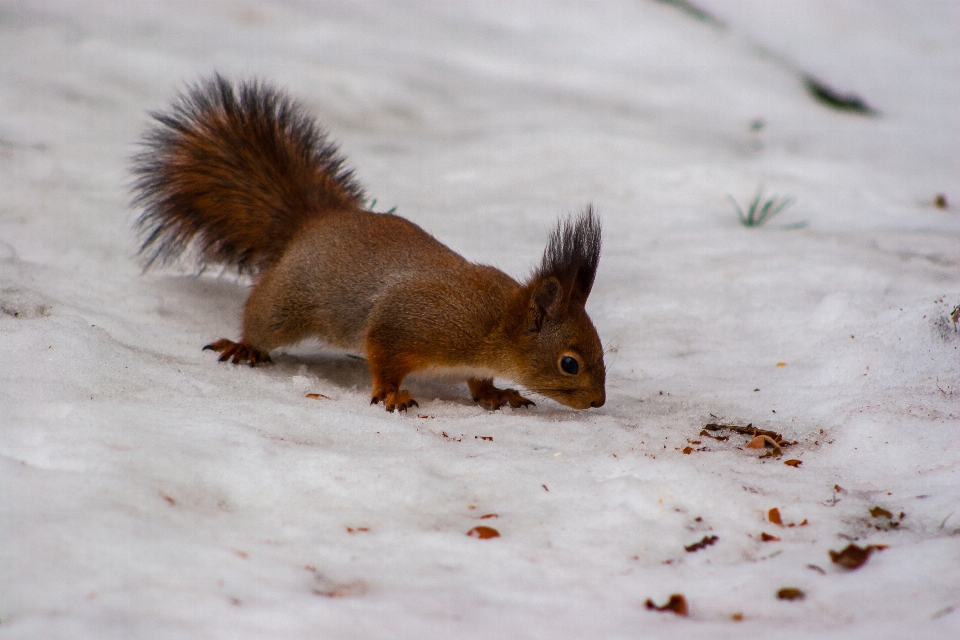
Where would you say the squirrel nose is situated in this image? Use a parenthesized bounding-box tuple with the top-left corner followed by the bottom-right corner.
(590, 394, 605, 408)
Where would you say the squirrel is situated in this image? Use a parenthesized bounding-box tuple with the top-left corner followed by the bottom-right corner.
(132, 75, 605, 412)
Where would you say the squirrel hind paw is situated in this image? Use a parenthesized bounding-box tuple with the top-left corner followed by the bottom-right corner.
(203, 339, 272, 366)
(371, 389, 418, 413)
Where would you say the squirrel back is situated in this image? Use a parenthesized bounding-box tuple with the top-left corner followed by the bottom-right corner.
(132, 74, 365, 272)
(132, 75, 605, 412)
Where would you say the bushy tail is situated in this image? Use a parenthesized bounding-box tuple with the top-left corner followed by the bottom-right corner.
(132, 74, 366, 272)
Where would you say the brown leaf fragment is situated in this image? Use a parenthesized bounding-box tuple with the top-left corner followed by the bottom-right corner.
(479, 513, 498, 519)
(704, 423, 753, 433)
(313, 580, 367, 598)
(705, 423, 792, 447)
(932, 605, 955, 620)
(768, 508, 783, 526)
(830, 547, 870, 569)
(784, 459, 802, 467)
(807, 564, 826, 575)
(700, 429, 729, 441)
(760, 532, 781, 542)
(747, 435, 782, 456)
(731, 612, 743, 621)
(160, 492, 176, 505)
(829, 543, 886, 569)
(935, 193, 948, 209)
(682, 446, 693, 454)
(645, 594, 688, 616)
(467, 526, 500, 539)
(684, 535, 718, 552)
(777, 587, 805, 601)
(305, 393, 330, 400)
(870, 506, 893, 519)
(476, 436, 493, 442)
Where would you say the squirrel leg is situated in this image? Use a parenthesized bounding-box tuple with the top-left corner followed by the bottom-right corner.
(203, 338, 272, 367)
(208, 268, 315, 368)
(468, 378, 535, 411)
(366, 345, 421, 413)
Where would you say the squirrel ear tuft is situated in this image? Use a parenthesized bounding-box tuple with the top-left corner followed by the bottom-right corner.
(534, 205, 601, 307)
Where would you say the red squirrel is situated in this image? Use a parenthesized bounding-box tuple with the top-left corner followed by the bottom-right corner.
(132, 75, 605, 412)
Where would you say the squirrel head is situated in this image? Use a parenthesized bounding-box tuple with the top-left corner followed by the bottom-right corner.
(512, 207, 605, 409)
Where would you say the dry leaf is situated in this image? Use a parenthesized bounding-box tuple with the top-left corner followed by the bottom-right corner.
(829, 543, 886, 569)
(305, 393, 330, 400)
(479, 513, 498, 519)
(467, 526, 500, 539)
(760, 532, 781, 542)
(870, 506, 893, 519)
(684, 535, 718, 552)
(682, 446, 693, 454)
(784, 459, 802, 467)
(777, 587, 805, 601)
(776, 362, 787, 367)
(768, 508, 783, 526)
(731, 612, 744, 621)
(645, 594, 688, 616)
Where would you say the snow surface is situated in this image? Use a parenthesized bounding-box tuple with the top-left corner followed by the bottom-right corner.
(2, 1, 960, 638)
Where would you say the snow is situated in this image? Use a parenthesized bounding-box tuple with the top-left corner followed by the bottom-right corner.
(2, 0, 959, 637)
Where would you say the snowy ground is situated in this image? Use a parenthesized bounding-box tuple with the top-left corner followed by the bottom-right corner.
(2, 1, 960, 638)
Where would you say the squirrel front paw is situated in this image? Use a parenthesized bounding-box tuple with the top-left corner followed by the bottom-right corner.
(203, 338, 272, 366)
(370, 389, 419, 413)
(468, 378, 535, 411)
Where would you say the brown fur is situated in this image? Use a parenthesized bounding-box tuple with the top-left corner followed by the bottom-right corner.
(132, 76, 606, 411)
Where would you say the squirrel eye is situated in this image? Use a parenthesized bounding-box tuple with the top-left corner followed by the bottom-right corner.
(560, 356, 579, 375)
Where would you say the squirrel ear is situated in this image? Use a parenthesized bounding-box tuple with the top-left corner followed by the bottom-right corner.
(534, 206, 601, 308)
(529, 276, 565, 332)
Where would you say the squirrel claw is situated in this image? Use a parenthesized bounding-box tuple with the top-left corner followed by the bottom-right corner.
(372, 389, 418, 413)
(203, 338, 271, 366)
